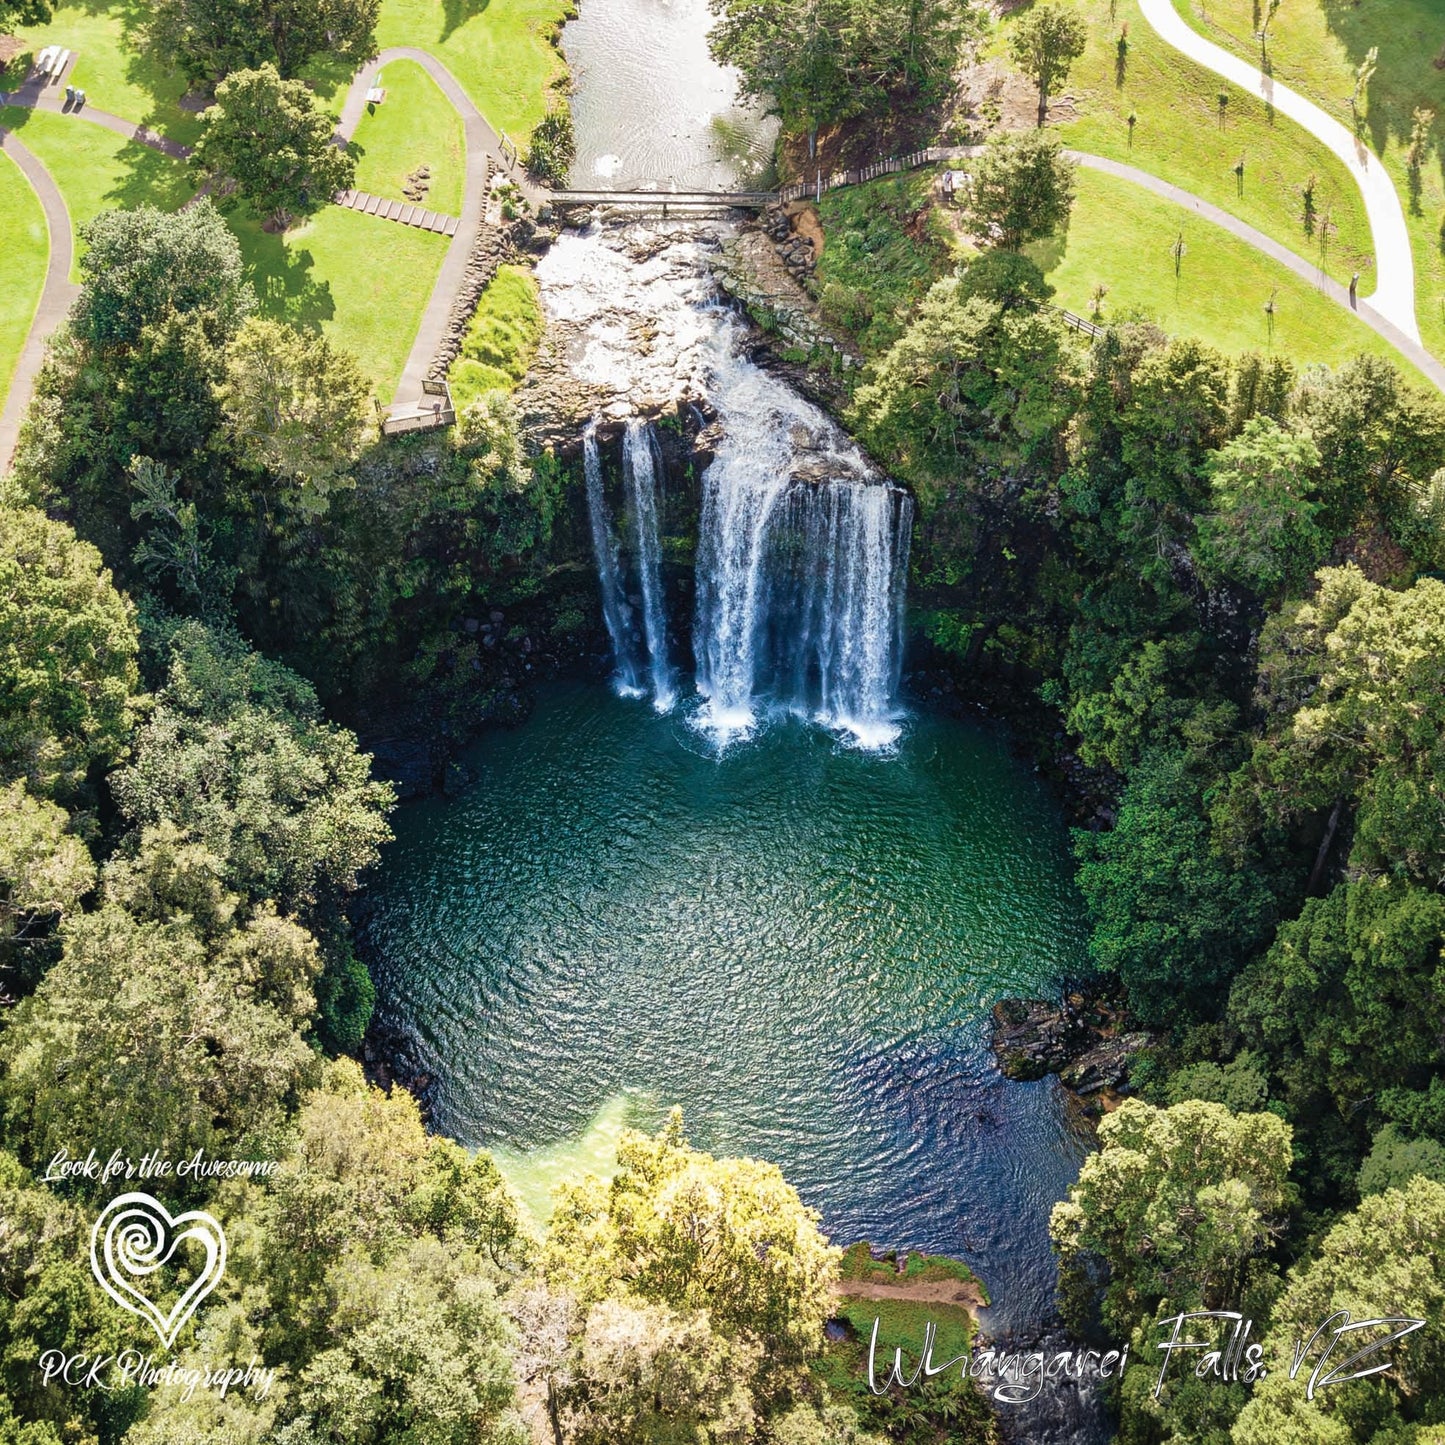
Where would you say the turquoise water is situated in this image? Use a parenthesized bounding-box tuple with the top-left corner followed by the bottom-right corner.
(364, 682, 1092, 1327)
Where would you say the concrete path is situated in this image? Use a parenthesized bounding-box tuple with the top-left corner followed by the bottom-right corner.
(0, 129, 80, 470)
(1134, 0, 1418, 342)
(337, 47, 541, 416)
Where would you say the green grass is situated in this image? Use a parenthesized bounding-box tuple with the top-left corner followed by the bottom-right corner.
(9, 1, 202, 145)
(0, 148, 49, 409)
(1030, 168, 1430, 386)
(375, 0, 574, 144)
(352, 59, 466, 215)
(0, 106, 195, 278)
(232, 205, 449, 400)
(449, 262, 543, 409)
(992, 0, 1374, 293)
(1168, 0, 1445, 362)
(815, 168, 957, 354)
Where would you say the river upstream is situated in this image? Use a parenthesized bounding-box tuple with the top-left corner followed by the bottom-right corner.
(365, 4, 1107, 1439)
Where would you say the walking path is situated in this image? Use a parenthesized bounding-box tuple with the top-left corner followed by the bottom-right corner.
(0, 58, 191, 159)
(1134, 0, 1419, 342)
(0, 130, 80, 470)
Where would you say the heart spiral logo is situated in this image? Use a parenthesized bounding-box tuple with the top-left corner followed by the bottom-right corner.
(89, 1193, 227, 1347)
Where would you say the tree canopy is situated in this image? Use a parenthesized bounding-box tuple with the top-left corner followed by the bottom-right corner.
(145, 0, 380, 87)
(192, 64, 357, 226)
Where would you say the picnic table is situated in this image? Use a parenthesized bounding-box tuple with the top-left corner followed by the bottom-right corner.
(33, 45, 72, 82)
(366, 85, 386, 105)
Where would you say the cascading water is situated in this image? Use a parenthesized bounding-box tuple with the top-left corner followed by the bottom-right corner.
(622, 419, 676, 712)
(583, 423, 643, 697)
(538, 224, 914, 749)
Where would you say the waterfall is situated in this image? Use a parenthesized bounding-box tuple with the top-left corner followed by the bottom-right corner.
(546, 225, 913, 750)
(696, 470, 913, 748)
(583, 423, 643, 697)
(623, 419, 676, 712)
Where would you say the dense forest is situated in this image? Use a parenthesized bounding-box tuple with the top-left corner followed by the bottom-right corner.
(1, 0, 1444, 1441)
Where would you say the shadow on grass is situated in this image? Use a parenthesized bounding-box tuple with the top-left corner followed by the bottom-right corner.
(442, 0, 492, 43)
(233, 217, 338, 329)
(105, 139, 196, 210)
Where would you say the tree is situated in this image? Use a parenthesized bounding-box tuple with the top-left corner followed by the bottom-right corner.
(192, 64, 356, 228)
(1218, 568, 1445, 885)
(544, 1109, 839, 1366)
(0, 779, 94, 991)
(1074, 747, 1277, 1025)
(707, 0, 979, 140)
(1192, 416, 1327, 596)
(563, 1298, 761, 1445)
(708, 0, 880, 137)
(1232, 1178, 1445, 1445)
(1228, 878, 1445, 1127)
(1051, 1098, 1293, 1335)
(1293, 354, 1445, 533)
(850, 273, 1080, 497)
(963, 126, 1077, 248)
(1008, 2, 1088, 126)
(0, 0, 51, 31)
(0, 903, 318, 1172)
(219, 317, 372, 522)
(1357, 1125, 1445, 1197)
(72, 200, 253, 353)
(109, 621, 394, 913)
(145, 0, 379, 87)
(0, 505, 140, 798)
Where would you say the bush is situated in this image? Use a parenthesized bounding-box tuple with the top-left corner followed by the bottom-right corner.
(526, 108, 575, 184)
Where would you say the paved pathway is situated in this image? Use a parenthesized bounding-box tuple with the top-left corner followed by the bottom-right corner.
(1, 62, 191, 158)
(1134, 0, 1419, 342)
(0, 130, 79, 470)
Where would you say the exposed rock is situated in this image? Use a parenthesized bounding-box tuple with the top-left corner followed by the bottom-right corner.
(991, 988, 1154, 1095)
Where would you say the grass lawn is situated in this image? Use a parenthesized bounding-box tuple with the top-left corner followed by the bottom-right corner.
(1168, 0, 1445, 361)
(232, 206, 449, 400)
(1030, 168, 1430, 386)
(352, 59, 466, 215)
(991, 0, 1374, 295)
(0, 147, 49, 410)
(0, 107, 195, 278)
(374, 0, 574, 144)
(7, 1, 202, 146)
(449, 262, 543, 409)
(0, 107, 442, 398)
